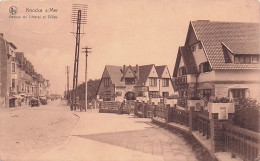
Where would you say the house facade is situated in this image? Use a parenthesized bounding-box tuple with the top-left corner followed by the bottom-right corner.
(173, 20, 260, 108)
(0, 34, 50, 108)
(97, 64, 174, 102)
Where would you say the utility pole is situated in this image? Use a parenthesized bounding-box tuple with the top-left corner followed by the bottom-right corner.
(71, 4, 87, 111)
(82, 46, 92, 110)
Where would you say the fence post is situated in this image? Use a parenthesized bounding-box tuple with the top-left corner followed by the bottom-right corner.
(151, 103, 155, 120)
(189, 106, 196, 132)
(210, 113, 224, 153)
(166, 104, 170, 123)
(134, 101, 138, 116)
(143, 102, 147, 118)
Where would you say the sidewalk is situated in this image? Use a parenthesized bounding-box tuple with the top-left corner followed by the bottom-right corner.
(41, 111, 198, 161)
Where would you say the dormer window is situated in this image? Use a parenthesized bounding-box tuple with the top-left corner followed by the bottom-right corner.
(234, 55, 259, 64)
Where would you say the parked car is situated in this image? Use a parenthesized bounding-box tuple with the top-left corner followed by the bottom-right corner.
(40, 96, 48, 105)
(30, 97, 39, 107)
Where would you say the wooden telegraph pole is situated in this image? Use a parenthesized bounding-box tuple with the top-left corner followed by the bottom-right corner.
(82, 46, 92, 110)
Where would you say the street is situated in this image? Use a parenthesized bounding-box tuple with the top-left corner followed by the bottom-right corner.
(0, 100, 79, 161)
(0, 100, 197, 161)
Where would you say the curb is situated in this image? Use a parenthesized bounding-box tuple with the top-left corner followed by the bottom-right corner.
(151, 118, 215, 161)
(40, 111, 81, 160)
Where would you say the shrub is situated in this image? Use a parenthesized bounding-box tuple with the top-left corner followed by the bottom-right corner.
(233, 98, 260, 132)
(189, 96, 201, 100)
(209, 96, 230, 103)
(167, 94, 178, 99)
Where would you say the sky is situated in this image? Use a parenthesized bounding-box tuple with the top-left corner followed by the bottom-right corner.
(0, 0, 259, 94)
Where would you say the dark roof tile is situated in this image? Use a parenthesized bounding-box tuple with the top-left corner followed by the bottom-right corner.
(191, 21, 260, 70)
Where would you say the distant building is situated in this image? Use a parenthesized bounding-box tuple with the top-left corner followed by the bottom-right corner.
(173, 20, 260, 107)
(0, 33, 17, 107)
(0, 33, 50, 108)
(97, 64, 174, 101)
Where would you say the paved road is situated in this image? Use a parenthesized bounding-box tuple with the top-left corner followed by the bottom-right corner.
(42, 109, 198, 161)
(0, 100, 79, 161)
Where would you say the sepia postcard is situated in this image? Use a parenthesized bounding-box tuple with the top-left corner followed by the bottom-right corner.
(0, 0, 259, 161)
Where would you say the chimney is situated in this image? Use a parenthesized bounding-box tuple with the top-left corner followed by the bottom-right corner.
(136, 64, 139, 80)
(0, 33, 3, 38)
(123, 65, 126, 73)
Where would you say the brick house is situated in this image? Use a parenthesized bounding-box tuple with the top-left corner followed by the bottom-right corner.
(97, 64, 174, 102)
(173, 20, 260, 107)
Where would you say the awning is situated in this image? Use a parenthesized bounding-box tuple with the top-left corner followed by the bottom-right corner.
(198, 83, 214, 90)
(229, 84, 249, 89)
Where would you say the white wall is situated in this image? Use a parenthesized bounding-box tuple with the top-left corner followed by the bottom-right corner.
(197, 71, 216, 83)
(214, 70, 260, 82)
(192, 43, 207, 66)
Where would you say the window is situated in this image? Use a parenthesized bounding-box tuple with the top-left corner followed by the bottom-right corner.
(232, 89, 246, 98)
(252, 55, 259, 63)
(12, 79, 15, 88)
(178, 66, 187, 76)
(162, 92, 169, 97)
(162, 78, 169, 87)
(12, 63, 16, 73)
(234, 56, 240, 63)
(245, 56, 251, 64)
(234, 55, 259, 64)
(201, 89, 211, 101)
(199, 62, 211, 73)
(104, 78, 110, 87)
(125, 78, 135, 85)
(191, 45, 196, 52)
(149, 91, 158, 98)
(137, 91, 144, 97)
(149, 78, 157, 87)
(203, 62, 211, 72)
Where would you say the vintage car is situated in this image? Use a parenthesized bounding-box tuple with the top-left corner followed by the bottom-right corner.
(30, 97, 39, 107)
(40, 96, 48, 105)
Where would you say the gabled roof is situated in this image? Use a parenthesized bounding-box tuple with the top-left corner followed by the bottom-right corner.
(103, 64, 168, 86)
(190, 20, 259, 70)
(105, 65, 124, 86)
(138, 64, 154, 85)
(155, 66, 166, 78)
(173, 46, 198, 77)
(122, 66, 137, 78)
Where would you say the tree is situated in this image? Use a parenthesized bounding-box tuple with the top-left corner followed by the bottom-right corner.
(233, 98, 260, 132)
(66, 79, 101, 103)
